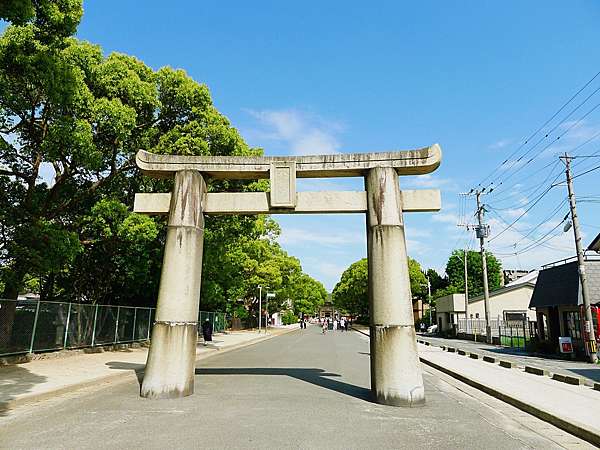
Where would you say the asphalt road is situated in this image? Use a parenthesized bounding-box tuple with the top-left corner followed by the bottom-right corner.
(0, 326, 591, 449)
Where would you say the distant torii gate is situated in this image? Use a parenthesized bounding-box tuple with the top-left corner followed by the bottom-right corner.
(134, 144, 442, 407)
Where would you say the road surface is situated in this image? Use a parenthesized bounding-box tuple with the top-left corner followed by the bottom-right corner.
(0, 326, 591, 449)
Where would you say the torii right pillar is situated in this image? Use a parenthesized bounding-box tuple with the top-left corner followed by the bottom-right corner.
(366, 166, 425, 407)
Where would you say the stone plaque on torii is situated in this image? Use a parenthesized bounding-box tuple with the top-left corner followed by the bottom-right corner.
(134, 144, 442, 407)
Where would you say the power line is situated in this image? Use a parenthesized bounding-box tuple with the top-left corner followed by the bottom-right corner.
(476, 69, 600, 189)
(488, 185, 556, 243)
(488, 98, 600, 192)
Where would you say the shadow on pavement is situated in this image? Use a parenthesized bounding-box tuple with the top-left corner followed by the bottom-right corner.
(568, 368, 600, 382)
(106, 361, 145, 386)
(195, 367, 372, 402)
(0, 365, 46, 417)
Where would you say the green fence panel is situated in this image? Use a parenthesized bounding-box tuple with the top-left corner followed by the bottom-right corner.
(94, 305, 118, 345)
(117, 307, 135, 343)
(0, 299, 37, 355)
(32, 301, 70, 352)
(135, 308, 151, 340)
(66, 303, 95, 348)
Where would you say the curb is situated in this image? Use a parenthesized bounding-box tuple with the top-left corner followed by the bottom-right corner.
(2, 327, 298, 412)
(420, 356, 600, 447)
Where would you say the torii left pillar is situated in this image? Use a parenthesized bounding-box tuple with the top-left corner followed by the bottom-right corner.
(141, 170, 205, 398)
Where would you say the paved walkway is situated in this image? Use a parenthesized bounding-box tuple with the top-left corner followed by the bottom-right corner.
(1, 325, 591, 449)
(418, 334, 600, 386)
(418, 343, 600, 446)
(0, 326, 297, 414)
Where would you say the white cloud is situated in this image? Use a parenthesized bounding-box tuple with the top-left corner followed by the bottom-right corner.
(278, 227, 364, 247)
(402, 174, 457, 190)
(431, 212, 459, 224)
(243, 108, 344, 155)
(489, 139, 512, 150)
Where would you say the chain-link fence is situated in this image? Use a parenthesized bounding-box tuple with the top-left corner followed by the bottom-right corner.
(198, 310, 227, 333)
(0, 298, 225, 357)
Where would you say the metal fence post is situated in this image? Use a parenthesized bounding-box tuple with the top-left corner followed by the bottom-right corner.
(147, 308, 152, 340)
(114, 306, 120, 344)
(63, 302, 72, 349)
(132, 307, 137, 341)
(91, 304, 99, 347)
(29, 299, 41, 354)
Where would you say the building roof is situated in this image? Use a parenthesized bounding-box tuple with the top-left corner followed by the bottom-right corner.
(529, 259, 600, 308)
(469, 282, 535, 304)
(588, 232, 600, 253)
(505, 270, 538, 287)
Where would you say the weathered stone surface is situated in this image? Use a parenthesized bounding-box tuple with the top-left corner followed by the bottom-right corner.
(366, 167, 425, 407)
(269, 161, 296, 207)
(141, 170, 205, 399)
(134, 190, 442, 215)
(136, 145, 441, 179)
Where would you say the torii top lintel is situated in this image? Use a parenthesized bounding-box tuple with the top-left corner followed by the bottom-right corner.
(135, 144, 441, 179)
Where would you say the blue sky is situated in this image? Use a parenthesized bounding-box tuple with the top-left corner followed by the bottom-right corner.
(35, 2, 600, 289)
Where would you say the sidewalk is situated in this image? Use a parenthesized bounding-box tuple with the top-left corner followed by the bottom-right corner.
(418, 334, 600, 387)
(0, 326, 298, 415)
(418, 343, 600, 446)
(351, 327, 600, 446)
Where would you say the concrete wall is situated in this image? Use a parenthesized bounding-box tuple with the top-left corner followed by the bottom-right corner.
(468, 285, 535, 321)
(436, 294, 466, 314)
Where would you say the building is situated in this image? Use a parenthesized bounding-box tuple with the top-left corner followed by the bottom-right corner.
(412, 298, 430, 323)
(435, 272, 537, 334)
(529, 256, 600, 355)
(435, 293, 466, 332)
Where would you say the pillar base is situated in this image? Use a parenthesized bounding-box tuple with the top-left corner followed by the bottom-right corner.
(370, 325, 425, 407)
(141, 322, 198, 399)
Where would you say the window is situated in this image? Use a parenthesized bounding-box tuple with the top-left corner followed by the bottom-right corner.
(563, 311, 581, 341)
(504, 311, 526, 322)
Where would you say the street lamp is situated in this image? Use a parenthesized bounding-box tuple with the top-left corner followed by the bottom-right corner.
(257, 285, 262, 333)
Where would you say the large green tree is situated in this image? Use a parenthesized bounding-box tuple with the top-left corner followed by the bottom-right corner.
(332, 257, 427, 321)
(443, 249, 502, 298)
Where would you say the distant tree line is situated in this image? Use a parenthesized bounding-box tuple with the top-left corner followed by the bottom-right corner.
(331, 250, 502, 321)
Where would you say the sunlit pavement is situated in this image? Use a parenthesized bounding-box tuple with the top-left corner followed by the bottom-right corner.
(0, 326, 591, 449)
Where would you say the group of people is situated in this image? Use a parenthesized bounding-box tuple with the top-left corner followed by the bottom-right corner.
(320, 317, 350, 334)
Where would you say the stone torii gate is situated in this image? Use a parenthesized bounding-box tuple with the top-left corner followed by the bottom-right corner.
(134, 144, 442, 407)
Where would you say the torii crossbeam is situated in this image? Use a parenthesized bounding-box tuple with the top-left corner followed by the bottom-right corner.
(135, 144, 442, 407)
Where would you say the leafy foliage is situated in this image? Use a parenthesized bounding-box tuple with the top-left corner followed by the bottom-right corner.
(443, 249, 502, 298)
(332, 257, 427, 321)
(0, 0, 326, 326)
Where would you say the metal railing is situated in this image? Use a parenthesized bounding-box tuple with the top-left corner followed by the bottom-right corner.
(456, 318, 533, 348)
(0, 299, 225, 357)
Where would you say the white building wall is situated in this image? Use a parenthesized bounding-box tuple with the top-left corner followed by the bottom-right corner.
(468, 286, 535, 321)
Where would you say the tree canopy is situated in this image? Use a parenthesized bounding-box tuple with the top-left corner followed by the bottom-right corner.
(332, 257, 427, 321)
(440, 249, 502, 298)
(0, 0, 326, 324)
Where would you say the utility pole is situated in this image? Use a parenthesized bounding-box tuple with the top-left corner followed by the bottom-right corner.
(464, 248, 469, 321)
(475, 191, 492, 343)
(426, 275, 432, 326)
(562, 154, 598, 363)
(258, 285, 262, 333)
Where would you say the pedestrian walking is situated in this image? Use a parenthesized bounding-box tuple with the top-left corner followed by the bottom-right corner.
(202, 318, 213, 345)
(322, 320, 327, 334)
(344, 319, 349, 332)
(333, 318, 338, 331)
(340, 318, 345, 331)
